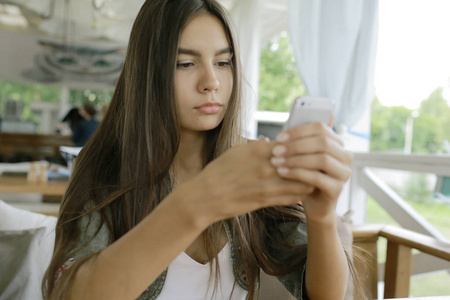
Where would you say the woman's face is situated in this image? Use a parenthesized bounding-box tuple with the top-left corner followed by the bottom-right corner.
(174, 14, 233, 134)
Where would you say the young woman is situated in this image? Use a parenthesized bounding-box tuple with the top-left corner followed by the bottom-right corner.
(43, 0, 356, 299)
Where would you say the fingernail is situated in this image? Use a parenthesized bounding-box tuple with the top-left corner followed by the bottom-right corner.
(272, 145, 286, 156)
(277, 167, 289, 175)
(276, 132, 290, 142)
(270, 157, 285, 166)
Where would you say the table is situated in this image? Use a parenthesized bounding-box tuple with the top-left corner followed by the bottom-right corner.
(0, 174, 69, 216)
(0, 174, 68, 196)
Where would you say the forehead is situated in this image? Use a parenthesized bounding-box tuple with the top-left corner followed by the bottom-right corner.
(179, 14, 230, 50)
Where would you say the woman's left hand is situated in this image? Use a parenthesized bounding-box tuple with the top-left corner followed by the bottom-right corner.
(270, 121, 353, 222)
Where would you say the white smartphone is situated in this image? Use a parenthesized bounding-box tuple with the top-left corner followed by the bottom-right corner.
(283, 96, 334, 130)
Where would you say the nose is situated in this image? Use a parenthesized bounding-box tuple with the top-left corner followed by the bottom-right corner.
(198, 65, 220, 93)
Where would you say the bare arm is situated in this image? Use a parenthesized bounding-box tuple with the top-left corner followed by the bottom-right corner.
(271, 122, 353, 299)
(304, 214, 349, 299)
(64, 139, 313, 300)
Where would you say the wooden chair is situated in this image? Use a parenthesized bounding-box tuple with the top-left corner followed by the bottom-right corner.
(353, 224, 450, 299)
(260, 223, 450, 300)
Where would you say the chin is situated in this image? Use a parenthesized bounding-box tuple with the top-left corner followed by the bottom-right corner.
(199, 123, 222, 131)
(183, 122, 222, 133)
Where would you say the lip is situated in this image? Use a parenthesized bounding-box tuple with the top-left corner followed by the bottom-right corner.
(195, 102, 223, 114)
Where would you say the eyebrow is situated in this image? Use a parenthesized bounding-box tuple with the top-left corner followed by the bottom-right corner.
(177, 47, 232, 57)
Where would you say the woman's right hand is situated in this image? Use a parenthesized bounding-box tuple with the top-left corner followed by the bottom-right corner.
(175, 139, 314, 228)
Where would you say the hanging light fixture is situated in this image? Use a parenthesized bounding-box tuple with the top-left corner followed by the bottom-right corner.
(0, 0, 55, 19)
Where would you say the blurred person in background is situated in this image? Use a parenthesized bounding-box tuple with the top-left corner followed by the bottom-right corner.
(71, 102, 100, 147)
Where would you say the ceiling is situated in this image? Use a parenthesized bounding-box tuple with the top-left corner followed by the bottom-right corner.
(0, 0, 288, 90)
(0, 0, 288, 45)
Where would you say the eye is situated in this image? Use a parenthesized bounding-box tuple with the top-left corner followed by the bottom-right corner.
(176, 62, 194, 69)
(216, 61, 231, 68)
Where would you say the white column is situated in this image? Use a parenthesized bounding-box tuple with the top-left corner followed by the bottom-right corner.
(59, 86, 71, 119)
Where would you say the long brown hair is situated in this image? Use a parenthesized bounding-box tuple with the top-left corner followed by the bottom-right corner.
(43, 1, 362, 299)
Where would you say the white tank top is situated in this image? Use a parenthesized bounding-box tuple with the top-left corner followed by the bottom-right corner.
(157, 242, 248, 299)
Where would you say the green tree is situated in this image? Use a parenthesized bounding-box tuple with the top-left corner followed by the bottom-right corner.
(258, 31, 306, 112)
(370, 87, 450, 154)
(0, 79, 113, 124)
(0, 79, 61, 122)
(68, 89, 113, 107)
(412, 114, 442, 153)
(415, 87, 450, 151)
(419, 88, 450, 119)
(370, 98, 412, 152)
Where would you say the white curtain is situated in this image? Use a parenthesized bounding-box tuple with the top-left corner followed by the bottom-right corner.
(228, 0, 263, 139)
(288, 0, 379, 128)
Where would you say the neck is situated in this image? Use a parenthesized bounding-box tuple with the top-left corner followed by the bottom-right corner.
(171, 130, 205, 187)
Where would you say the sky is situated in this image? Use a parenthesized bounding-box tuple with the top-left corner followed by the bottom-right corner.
(374, 0, 450, 109)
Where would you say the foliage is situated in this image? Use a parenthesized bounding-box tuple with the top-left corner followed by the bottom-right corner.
(0, 80, 61, 122)
(0, 79, 113, 123)
(68, 89, 113, 107)
(419, 88, 450, 118)
(258, 31, 306, 112)
(415, 88, 450, 152)
(370, 87, 450, 154)
(370, 97, 411, 152)
(412, 114, 442, 153)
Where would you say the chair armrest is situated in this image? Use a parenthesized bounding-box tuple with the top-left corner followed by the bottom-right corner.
(351, 223, 450, 299)
(378, 225, 450, 261)
(353, 223, 450, 261)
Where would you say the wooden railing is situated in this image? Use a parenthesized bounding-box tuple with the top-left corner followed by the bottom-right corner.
(348, 152, 450, 292)
(349, 152, 450, 239)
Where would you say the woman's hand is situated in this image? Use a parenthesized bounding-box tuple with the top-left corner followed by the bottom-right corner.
(175, 139, 314, 228)
(270, 122, 353, 223)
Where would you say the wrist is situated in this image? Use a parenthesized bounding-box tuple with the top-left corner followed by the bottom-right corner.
(305, 211, 338, 229)
(165, 181, 212, 233)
